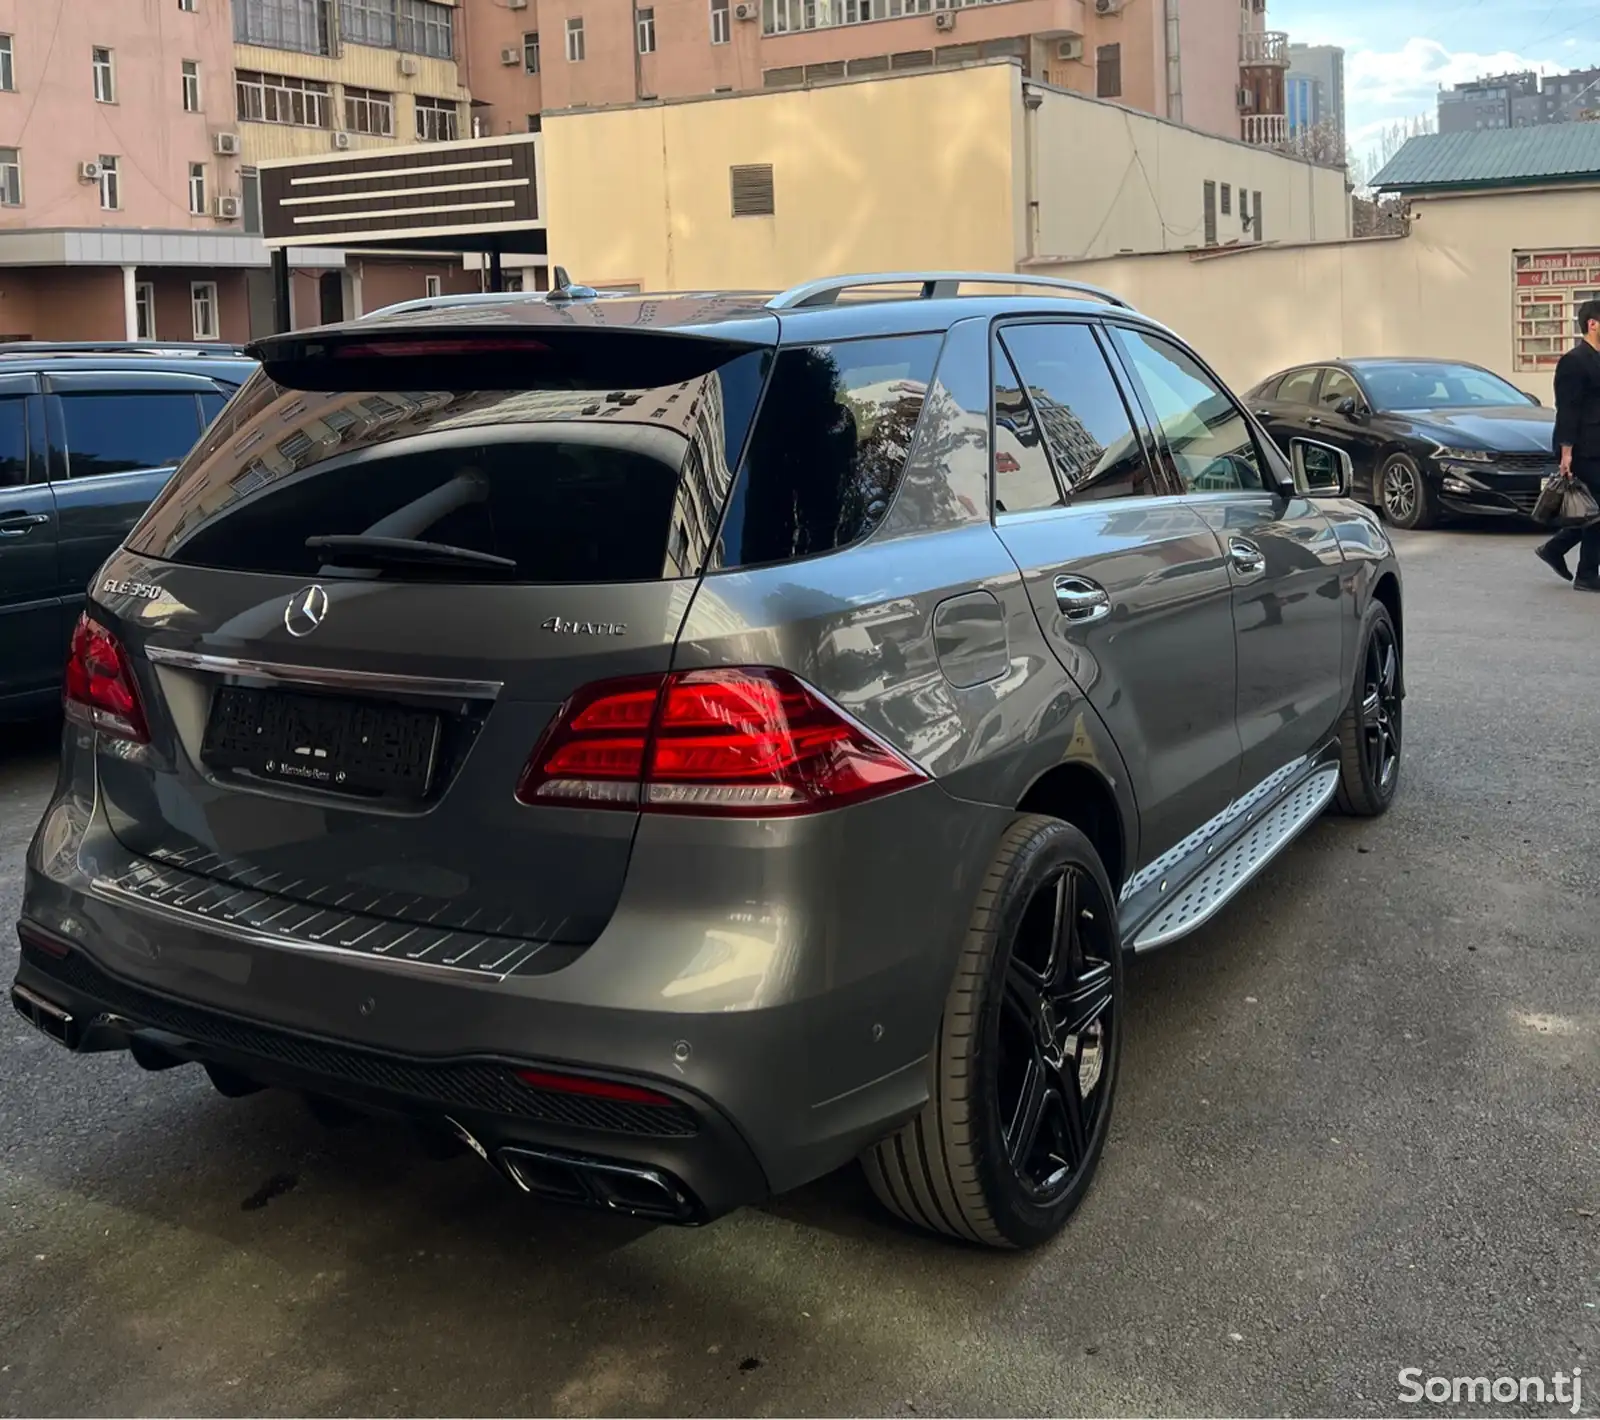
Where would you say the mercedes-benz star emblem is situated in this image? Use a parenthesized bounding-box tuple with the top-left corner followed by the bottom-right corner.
(284, 584, 329, 638)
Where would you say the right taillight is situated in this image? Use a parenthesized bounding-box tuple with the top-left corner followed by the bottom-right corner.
(63, 614, 149, 743)
(516, 667, 926, 817)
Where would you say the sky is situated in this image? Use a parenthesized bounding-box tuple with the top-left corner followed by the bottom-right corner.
(1269, 0, 1600, 170)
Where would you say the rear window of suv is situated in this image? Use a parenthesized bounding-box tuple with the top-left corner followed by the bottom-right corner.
(128, 332, 941, 584)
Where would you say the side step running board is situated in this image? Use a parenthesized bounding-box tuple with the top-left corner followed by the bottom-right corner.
(1130, 765, 1341, 952)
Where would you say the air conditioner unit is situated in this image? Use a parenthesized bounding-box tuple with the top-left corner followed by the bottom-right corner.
(734, 1, 758, 20)
(216, 194, 243, 220)
(507, 0, 528, 8)
(500, 45, 521, 65)
(933, 10, 956, 30)
(78, 160, 102, 182)
(213, 132, 241, 155)
(332, 130, 352, 149)
(398, 55, 420, 76)
(1056, 36, 1084, 61)
(1094, 0, 1125, 13)
(1237, 86, 1255, 110)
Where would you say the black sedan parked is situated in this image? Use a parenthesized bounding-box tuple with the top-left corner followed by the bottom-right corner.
(1246, 357, 1555, 529)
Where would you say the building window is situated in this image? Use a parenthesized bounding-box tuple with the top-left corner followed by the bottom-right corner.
(233, 0, 331, 56)
(1252, 190, 1263, 241)
(344, 85, 393, 134)
(1096, 43, 1120, 98)
(414, 94, 458, 141)
(98, 154, 119, 210)
(339, 0, 394, 47)
(188, 161, 207, 214)
(0, 148, 19, 207)
(93, 47, 116, 103)
(397, 0, 453, 59)
(566, 17, 585, 62)
(0, 35, 13, 92)
(523, 31, 539, 73)
(425, 275, 442, 298)
(637, 7, 656, 53)
(730, 162, 774, 216)
(191, 281, 219, 340)
(526, 112, 541, 132)
(182, 59, 201, 112)
(135, 282, 157, 339)
(711, 0, 730, 44)
(236, 69, 332, 127)
(1203, 180, 1217, 246)
(1220, 182, 1231, 216)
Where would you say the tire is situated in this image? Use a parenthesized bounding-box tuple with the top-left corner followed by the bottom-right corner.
(1334, 601, 1403, 817)
(862, 815, 1123, 1249)
(1379, 452, 1436, 530)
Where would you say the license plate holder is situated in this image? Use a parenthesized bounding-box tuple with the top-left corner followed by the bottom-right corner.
(202, 685, 441, 801)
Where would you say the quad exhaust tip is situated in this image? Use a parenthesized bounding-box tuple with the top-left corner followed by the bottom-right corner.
(11, 984, 76, 1047)
(499, 1145, 700, 1225)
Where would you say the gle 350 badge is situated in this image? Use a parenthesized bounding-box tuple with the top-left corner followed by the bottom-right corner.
(102, 578, 166, 601)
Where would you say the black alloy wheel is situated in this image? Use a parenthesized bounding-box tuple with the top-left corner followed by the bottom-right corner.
(996, 864, 1116, 1205)
(1334, 602, 1403, 817)
(863, 815, 1123, 1249)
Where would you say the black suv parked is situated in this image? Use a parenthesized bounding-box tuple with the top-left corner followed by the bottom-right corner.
(0, 343, 256, 718)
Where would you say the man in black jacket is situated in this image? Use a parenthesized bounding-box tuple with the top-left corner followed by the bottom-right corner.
(1537, 298, 1600, 590)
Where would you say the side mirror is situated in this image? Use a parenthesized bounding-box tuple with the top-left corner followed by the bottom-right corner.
(1335, 395, 1367, 420)
(1291, 438, 1352, 499)
(1523, 390, 1542, 406)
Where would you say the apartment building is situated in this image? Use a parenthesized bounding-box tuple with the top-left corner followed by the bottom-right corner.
(0, 0, 257, 340)
(1286, 42, 1343, 147)
(466, 0, 1293, 149)
(1438, 66, 1600, 135)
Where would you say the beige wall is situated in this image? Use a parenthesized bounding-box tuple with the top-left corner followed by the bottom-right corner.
(542, 62, 1021, 291)
(1028, 184, 1600, 405)
(466, 0, 1267, 142)
(0, 0, 240, 231)
(234, 36, 469, 164)
(1029, 81, 1349, 259)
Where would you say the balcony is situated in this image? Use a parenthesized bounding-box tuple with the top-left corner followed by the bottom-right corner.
(1242, 113, 1287, 145)
(1239, 30, 1289, 67)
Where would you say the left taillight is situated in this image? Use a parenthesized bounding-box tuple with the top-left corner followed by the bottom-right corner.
(63, 614, 149, 743)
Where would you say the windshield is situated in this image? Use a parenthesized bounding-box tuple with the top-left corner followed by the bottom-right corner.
(1361, 362, 1529, 411)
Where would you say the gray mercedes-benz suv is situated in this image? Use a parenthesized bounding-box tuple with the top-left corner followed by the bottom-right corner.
(12, 273, 1404, 1248)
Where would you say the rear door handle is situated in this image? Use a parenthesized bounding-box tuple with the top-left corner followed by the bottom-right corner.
(1054, 575, 1111, 625)
(0, 511, 49, 537)
(1228, 537, 1265, 575)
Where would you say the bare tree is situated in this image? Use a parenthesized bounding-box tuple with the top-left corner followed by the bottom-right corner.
(1280, 118, 1347, 167)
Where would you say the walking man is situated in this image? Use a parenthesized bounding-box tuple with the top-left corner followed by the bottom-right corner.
(1537, 297, 1600, 590)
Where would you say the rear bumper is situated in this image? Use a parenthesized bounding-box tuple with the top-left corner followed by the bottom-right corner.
(18, 729, 1011, 1218)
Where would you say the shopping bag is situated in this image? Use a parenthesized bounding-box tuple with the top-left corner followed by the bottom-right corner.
(1533, 474, 1600, 527)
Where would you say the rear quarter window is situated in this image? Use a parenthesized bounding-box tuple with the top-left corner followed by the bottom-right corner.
(60, 391, 203, 478)
(715, 334, 942, 570)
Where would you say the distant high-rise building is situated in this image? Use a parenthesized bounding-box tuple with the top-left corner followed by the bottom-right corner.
(1287, 43, 1345, 147)
(1437, 66, 1600, 134)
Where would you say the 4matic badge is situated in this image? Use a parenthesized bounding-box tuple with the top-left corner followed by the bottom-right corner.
(541, 617, 627, 636)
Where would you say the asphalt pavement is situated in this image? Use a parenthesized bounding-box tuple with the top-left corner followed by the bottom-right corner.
(1, 524, 1596, 1417)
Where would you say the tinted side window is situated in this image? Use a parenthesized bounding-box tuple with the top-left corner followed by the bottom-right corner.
(199, 390, 228, 428)
(1110, 328, 1264, 494)
(999, 323, 1155, 503)
(1277, 368, 1320, 404)
(1319, 369, 1360, 408)
(0, 398, 27, 487)
(59, 392, 202, 479)
(718, 335, 940, 569)
(992, 336, 1061, 514)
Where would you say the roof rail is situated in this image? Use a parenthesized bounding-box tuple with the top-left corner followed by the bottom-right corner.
(0, 340, 250, 358)
(766, 271, 1133, 311)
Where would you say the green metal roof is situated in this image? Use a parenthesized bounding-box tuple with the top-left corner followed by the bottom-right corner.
(1372, 123, 1600, 192)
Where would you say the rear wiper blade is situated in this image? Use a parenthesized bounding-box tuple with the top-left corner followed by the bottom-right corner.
(305, 534, 517, 573)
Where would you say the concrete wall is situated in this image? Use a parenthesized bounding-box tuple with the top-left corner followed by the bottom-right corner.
(542, 62, 1022, 291)
(0, 0, 240, 231)
(1028, 184, 1599, 405)
(1029, 81, 1349, 259)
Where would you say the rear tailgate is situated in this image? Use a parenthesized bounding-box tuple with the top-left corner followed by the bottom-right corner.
(98, 319, 775, 949)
